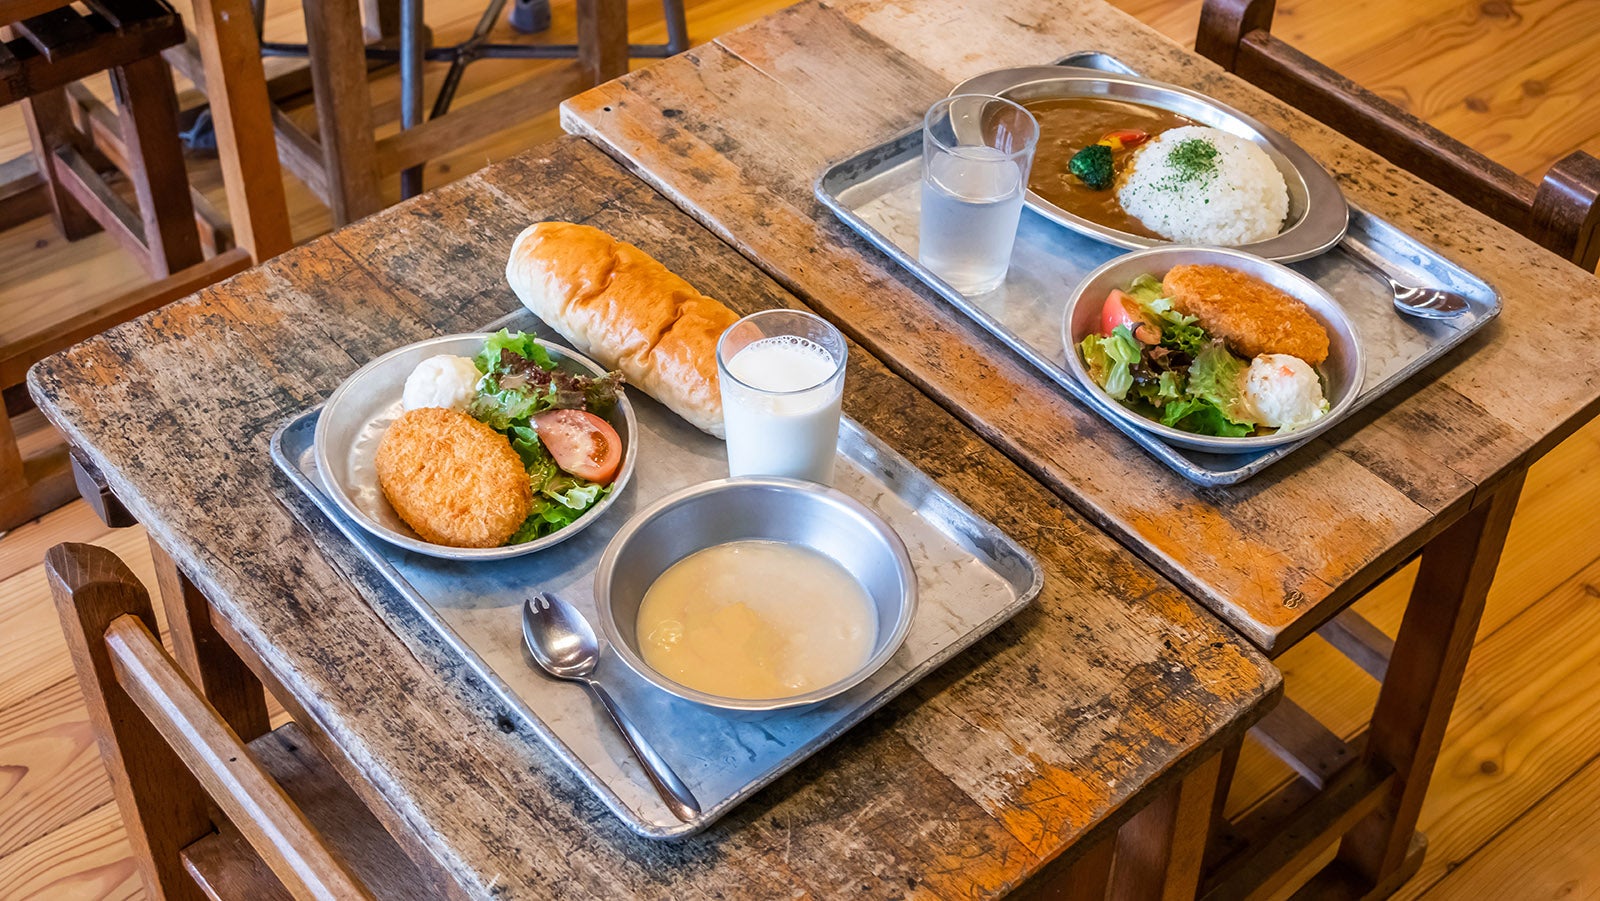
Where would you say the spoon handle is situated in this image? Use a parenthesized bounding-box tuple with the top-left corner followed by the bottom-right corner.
(1339, 236, 1401, 283)
(584, 680, 702, 821)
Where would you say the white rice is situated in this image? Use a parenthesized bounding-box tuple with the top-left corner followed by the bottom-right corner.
(1117, 126, 1288, 245)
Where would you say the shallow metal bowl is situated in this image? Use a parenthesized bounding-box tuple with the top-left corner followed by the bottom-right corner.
(312, 334, 637, 560)
(594, 478, 917, 712)
(1061, 246, 1365, 453)
(949, 66, 1349, 262)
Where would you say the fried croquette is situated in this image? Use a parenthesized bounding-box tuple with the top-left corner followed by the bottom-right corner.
(1162, 264, 1330, 366)
(375, 408, 531, 548)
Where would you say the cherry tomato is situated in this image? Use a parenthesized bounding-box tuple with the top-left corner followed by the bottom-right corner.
(532, 410, 623, 485)
(1100, 289, 1160, 344)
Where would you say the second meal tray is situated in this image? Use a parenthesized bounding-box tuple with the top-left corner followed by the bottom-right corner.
(815, 52, 1502, 485)
(270, 312, 1042, 840)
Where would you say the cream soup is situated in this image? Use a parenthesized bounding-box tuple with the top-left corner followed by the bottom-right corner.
(636, 540, 876, 700)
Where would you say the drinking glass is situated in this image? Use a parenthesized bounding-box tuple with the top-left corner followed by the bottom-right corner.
(919, 94, 1040, 295)
(716, 310, 848, 484)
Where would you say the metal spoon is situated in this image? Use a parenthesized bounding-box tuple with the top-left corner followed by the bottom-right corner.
(521, 592, 701, 821)
(1340, 237, 1472, 320)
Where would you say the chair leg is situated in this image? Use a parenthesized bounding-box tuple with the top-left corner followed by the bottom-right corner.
(577, 0, 630, 85)
(21, 88, 100, 241)
(302, 0, 383, 224)
(45, 543, 215, 901)
(112, 56, 204, 277)
(0, 405, 28, 528)
(190, 0, 295, 261)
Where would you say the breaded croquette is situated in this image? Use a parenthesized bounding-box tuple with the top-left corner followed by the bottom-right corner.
(376, 408, 531, 548)
(1162, 264, 1330, 366)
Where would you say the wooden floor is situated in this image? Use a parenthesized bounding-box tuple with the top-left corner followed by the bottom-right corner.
(3, 0, 1600, 898)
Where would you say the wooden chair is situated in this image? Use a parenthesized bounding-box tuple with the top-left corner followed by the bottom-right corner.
(46, 541, 431, 900)
(1, 0, 267, 533)
(166, 0, 642, 227)
(1196, 0, 1600, 270)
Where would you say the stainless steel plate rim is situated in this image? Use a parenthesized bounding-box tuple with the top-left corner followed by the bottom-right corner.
(1060, 245, 1366, 452)
(948, 66, 1350, 262)
(312, 333, 638, 560)
(592, 476, 920, 712)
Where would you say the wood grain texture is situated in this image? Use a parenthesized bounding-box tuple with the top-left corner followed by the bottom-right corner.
(28, 135, 1278, 898)
(557, 0, 1600, 655)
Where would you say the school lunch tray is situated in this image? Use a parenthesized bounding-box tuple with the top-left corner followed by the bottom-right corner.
(269, 311, 1043, 840)
(814, 52, 1502, 486)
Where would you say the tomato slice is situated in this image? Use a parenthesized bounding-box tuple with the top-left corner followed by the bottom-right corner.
(1100, 289, 1162, 344)
(532, 410, 623, 485)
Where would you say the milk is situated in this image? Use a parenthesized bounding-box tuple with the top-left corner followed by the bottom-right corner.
(721, 336, 843, 484)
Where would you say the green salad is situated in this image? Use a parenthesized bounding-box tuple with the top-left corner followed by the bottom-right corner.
(469, 330, 626, 541)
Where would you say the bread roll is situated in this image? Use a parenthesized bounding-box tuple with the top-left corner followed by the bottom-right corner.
(506, 222, 739, 438)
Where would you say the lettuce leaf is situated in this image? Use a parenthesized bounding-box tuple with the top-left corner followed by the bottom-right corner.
(1079, 325, 1142, 400)
(1158, 396, 1254, 437)
(1186, 341, 1254, 422)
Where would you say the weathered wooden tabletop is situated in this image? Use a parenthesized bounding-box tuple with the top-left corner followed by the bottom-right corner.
(29, 137, 1278, 898)
(560, 0, 1600, 655)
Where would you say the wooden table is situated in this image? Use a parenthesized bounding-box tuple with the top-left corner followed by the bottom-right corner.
(29, 136, 1278, 898)
(557, 0, 1600, 897)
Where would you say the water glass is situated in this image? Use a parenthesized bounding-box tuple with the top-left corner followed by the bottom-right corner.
(716, 310, 848, 484)
(919, 94, 1040, 295)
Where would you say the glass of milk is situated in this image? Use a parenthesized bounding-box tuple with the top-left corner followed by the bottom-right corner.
(716, 310, 847, 484)
(919, 94, 1039, 295)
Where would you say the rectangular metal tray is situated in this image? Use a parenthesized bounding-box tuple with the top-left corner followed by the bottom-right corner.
(815, 52, 1502, 485)
(269, 312, 1042, 840)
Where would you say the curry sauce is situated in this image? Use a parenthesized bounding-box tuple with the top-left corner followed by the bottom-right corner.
(1024, 97, 1200, 238)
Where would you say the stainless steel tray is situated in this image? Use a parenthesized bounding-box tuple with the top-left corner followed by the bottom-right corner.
(815, 52, 1502, 486)
(269, 312, 1042, 839)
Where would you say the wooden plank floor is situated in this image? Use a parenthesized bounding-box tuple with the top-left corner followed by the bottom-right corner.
(2, 0, 1599, 898)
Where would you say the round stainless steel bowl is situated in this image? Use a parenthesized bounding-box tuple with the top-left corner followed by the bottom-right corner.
(594, 478, 917, 712)
(312, 333, 637, 560)
(1061, 246, 1364, 453)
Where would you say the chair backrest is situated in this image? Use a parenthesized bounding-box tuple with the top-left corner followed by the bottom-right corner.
(46, 542, 374, 901)
(1196, 0, 1600, 271)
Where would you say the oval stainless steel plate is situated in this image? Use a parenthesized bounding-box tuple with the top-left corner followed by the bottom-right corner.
(312, 334, 638, 561)
(950, 66, 1349, 262)
(1060, 246, 1365, 453)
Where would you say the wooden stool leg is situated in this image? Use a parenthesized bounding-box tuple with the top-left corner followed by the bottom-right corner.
(149, 537, 272, 741)
(1110, 753, 1224, 900)
(303, 0, 383, 224)
(45, 543, 214, 901)
(1334, 473, 1526, 891)
(21, 88, 100, 240)
(190, 0, 294, 261)
(112, 56, 204, 276)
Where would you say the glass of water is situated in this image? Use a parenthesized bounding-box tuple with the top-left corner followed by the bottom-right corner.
(919, 94, 1039, 295)
(716, 309, 848, 485)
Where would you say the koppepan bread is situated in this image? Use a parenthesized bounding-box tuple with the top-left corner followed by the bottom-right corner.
(505, 222, 739, 438)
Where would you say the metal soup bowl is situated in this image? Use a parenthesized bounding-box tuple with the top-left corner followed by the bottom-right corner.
(312, 334, 637, 560)
(1061, 246, 1365, 453)
(594, 478, 918, 712)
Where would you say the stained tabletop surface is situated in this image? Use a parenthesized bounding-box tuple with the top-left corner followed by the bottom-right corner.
(30, 136, 1278, 898)
(560, 0, 1600, 654)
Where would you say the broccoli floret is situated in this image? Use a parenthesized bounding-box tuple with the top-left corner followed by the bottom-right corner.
(1069, 143, 1115, 190)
